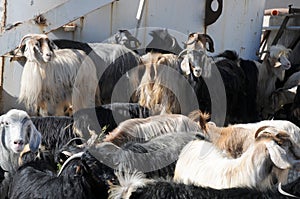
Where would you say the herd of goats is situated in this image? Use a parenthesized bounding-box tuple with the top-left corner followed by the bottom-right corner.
(1, 28, 300, 198)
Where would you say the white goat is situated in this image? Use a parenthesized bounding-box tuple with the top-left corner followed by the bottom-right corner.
(17, 34, 99, 116)
(0, 109, 41, 199)
(256, 44, 292, 118)
(190, 110, 300, 183)
(173, 126, 300, 190)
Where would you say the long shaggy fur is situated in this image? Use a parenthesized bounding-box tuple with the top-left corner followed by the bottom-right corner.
(18, 36, 99, 116)
(109, 171, 300, 199)
(103, 114, 201, 146)
(173, 130, 298, 190)
(137, 52, 180, 114)
(91, 132, 200, 179)
(53, 40, 142, 105)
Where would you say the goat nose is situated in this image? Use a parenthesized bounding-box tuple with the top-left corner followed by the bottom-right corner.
(46, 52, 52, 57)
(14, 139, 24, 145)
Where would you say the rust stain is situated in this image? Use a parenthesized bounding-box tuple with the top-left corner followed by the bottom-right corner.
(1, 0, 7, 33)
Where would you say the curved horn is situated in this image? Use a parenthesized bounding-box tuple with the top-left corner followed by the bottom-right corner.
(255, 126, 272, 138)
(201, 34, 215, 53)
(57, 151, 84, 177)
(178, 49, 190, 58)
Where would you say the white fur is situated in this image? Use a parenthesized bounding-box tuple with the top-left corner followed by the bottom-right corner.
(173, 133, 299, 190)
(18, 34, 99, 116)
(0, 109, 41, 199)
(256, 44, 291, 118)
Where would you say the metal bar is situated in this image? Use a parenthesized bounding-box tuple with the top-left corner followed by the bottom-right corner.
(263, 26, 300, 31)
(0, 0, 115, 56)
(271, 15, 290, 46)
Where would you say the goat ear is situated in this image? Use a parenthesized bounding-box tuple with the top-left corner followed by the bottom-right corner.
(265, 141, 291, 170)
(29, 123, 41, 152)
(49, 40, 59, 50)
(180, 56, 191, 75)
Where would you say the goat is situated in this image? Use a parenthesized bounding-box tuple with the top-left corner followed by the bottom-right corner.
(270, 71, 300, 116)
(108, 171, 300, 199)
(190, 110, 300, 183)
(103, 114, 202, 146)
(0, 109, 41, 199)
(179, 48, 247, 125)
(17, 34, 100, 116)
(73, 102, 150, 138)
(173, 127, 300, 190)
(52, 39, 142, 105)
(107, 30, 141, 52)
(91, 131, 202, 179)
(137, 52, 184, 114)
(8, 153, 106, 199)
(184, 32, 215, 53)
(145, 29, 183, 55)
(216, 50, 260, 122)
(256, 45, 291, 118)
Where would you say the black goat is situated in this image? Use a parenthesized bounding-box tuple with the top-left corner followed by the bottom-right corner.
(216, 50, 260, 122)
(72, 102, 150, 138)
(109, 172, 300, 199)
(145, 29, 183, 55)
(20, 116, 82, 166)
(9, 152, 114, 199)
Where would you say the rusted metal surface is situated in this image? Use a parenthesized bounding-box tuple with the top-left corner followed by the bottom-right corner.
(0, 0, 115, 56)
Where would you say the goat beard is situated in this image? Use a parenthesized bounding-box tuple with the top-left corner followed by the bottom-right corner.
(18, 62, 43, 112)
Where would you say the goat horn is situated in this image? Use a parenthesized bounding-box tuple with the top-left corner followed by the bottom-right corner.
(178, 49, 190, 58)
(278, 182, 298, 198)
(57, 151, 84, 177)
(254, 126, 272, 138)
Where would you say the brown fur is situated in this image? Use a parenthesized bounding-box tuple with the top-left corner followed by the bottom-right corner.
(137, 52, 180, 114)
(103, 114, 201, 146)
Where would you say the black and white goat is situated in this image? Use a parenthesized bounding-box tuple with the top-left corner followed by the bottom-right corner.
(108, 171, 300, 199)
(179, 48, 247, 125)
(0, 109, 41, 199)
(17, 34, 99, 116)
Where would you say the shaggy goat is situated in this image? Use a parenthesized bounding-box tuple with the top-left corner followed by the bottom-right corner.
(0, 109, 41, 198)
(137, 52, 184, 114)
(90, 131, 202, 179)
(17, 34, 99, 116)
(173, 127, 300, 190)
(109, 171, 300, 199)
(103, 114, 202, 146)
(52, 39, 142, 105)
(190, 110, 300, 183)
(256, 45, 291, 118)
